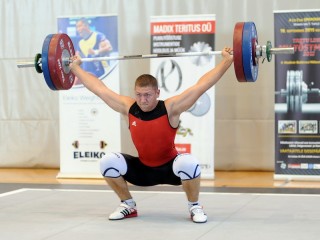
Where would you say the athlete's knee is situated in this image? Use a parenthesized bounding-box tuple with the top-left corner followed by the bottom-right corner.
(99, 152, 127, 178)
(172, 154, 201, 180)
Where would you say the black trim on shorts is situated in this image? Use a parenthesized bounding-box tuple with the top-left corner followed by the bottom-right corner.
(121, 153, 181, 187)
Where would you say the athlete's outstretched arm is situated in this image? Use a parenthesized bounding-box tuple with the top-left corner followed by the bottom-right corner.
(165, 47, 233, 122)
(69, 56, 134, 115)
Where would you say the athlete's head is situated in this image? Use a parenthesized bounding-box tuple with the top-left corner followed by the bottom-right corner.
(134, 74, 160, 112)
(76, 18, 91, 39)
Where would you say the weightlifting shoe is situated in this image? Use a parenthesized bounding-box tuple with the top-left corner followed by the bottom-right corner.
(109, 203, 138, 220)
(189, 205, 207, 223)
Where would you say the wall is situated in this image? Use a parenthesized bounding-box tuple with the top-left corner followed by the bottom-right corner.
(0, 0, 319, 170)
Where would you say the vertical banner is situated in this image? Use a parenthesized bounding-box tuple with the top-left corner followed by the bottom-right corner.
(57, 15, 120, 178)
(150, 15, 216, 179)
(274, 10, 320, 180)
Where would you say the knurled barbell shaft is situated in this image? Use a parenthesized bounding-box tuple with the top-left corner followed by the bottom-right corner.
(80, 51, 222, 62)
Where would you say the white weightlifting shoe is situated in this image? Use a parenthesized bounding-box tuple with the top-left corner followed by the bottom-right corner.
(189, 205, 207, 223)
(109, 203, 138, 220)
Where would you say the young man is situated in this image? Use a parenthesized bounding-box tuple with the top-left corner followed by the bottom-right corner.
(75, 18, 113, 78)
(69, 47, 233, 223)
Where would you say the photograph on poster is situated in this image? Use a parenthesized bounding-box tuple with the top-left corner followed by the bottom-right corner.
(299, 120, 318, 134)
(278, 120, 297, 134)
(57, 15, 118, 85)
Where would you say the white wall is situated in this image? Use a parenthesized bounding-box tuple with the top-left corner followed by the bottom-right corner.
(0, 0, 319, 170)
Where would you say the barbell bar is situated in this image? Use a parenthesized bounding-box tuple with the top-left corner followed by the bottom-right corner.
(17, 47, 293, 66)
(17, 51, 225, 67)
(16, 21, 295, 90)
(17, 45, 292, 65)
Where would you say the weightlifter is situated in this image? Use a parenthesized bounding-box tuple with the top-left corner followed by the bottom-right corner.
(75, 18, 113, 79)
(69, 47, 233, 223)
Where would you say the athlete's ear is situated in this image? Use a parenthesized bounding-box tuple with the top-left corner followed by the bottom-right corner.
(156, 89, 160, 97)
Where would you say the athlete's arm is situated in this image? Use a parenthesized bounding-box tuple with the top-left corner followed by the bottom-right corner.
(165, 47, 233, 126)
(69, 56, 134, 115)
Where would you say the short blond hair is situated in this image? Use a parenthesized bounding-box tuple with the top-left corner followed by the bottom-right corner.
(135, 74, 158, 89)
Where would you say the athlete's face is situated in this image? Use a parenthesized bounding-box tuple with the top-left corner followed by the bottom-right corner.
(135, 86, 160, 112)
(76, 21, 90, 39)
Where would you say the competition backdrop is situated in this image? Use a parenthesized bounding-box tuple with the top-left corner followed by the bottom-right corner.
(150, 15, 216, 179)
(274, 10, 320, 180)
(57, 15, 120, 178)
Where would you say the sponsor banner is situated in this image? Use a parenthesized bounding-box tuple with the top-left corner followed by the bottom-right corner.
(57, 15, 120, 178)
(150, 15, 216, 179)
(274, 10, 320, 179)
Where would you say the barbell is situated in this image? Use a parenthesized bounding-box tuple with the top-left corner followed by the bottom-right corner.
(16, 21, 294, 90)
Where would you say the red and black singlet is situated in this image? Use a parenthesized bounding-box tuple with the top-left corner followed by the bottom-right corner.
(128, 100, 178, 167)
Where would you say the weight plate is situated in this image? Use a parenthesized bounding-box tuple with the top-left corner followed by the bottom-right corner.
(233, 22, 246, 82)
(48, 34, 75, 90)
(41, 34, 57, 90)
(242, 22, 259, 82)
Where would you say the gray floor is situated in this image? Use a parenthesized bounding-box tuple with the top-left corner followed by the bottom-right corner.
(1, 188, 320, 240)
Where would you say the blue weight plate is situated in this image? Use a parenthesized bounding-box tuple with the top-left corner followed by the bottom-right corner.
(242, 22, 259, 82)
(41, 34, 57, 90)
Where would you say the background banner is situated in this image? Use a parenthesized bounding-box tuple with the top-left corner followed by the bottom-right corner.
(274, 10, 320, 180)
(150, 15, 216, 179)
(57, 15, 120, 178)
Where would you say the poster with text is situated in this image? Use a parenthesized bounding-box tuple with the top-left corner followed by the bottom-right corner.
(57, 15, 120, 178)
(150, 15, 216, 179)
(274, 10, 320, 180)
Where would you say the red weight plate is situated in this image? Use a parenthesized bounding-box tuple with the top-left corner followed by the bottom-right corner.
(233, 22, 246, 82)
(48, 34, 75, 90)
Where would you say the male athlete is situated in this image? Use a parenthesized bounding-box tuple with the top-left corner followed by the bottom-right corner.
(75, 18, 113, 78)
(69, 47, 233, 223)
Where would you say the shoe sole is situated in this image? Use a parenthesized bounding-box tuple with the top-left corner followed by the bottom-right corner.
(192, 219, 207, 223)
(109, 212, 138, 220)
(191, 216, 207, 223)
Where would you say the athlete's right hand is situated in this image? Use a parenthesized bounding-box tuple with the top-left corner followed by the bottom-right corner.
(69, 55, 82, 69)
